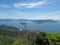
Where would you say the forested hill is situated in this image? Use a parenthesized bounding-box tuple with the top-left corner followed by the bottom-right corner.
(0, 25, 60, 45)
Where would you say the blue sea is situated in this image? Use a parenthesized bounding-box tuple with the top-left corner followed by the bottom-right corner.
(0, 19, 60, 32)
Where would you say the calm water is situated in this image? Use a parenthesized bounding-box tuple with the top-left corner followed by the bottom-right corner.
(0, 19, 60, 32)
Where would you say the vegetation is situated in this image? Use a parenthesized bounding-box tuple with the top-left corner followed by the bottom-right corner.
(47, 32, 60, 45)
(0, 25, 60, 45)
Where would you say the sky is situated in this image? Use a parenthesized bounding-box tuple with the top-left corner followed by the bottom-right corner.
(0, 0, 60, 20)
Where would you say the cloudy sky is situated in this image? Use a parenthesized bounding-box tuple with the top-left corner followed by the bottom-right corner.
(0, 0, 60, 20)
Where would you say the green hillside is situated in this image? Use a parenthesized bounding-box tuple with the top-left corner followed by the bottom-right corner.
(0, 25, 60, 45)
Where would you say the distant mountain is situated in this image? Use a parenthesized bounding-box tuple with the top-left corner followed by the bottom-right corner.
(17, 19, 29, 21)
(0, 19, 57, 24)
(31, 19, 56, 24)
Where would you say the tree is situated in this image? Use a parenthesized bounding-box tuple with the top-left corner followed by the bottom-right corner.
(35, 32, 50, 45)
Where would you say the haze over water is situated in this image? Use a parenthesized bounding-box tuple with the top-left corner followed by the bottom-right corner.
(0, 19, 60, 33)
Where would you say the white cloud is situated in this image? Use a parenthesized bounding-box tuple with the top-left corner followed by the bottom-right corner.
(25, 15, 57, 20)
(34, 15, 60, 20)
(31, 11, 60, 20)
(14, 0, 48, 8)
(0, 11, 27, 19)
(0, 10, 60, 20)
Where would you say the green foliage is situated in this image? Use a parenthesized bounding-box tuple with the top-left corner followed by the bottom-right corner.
(0, 25, 60, 45)
(48, 32, 60, 45)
